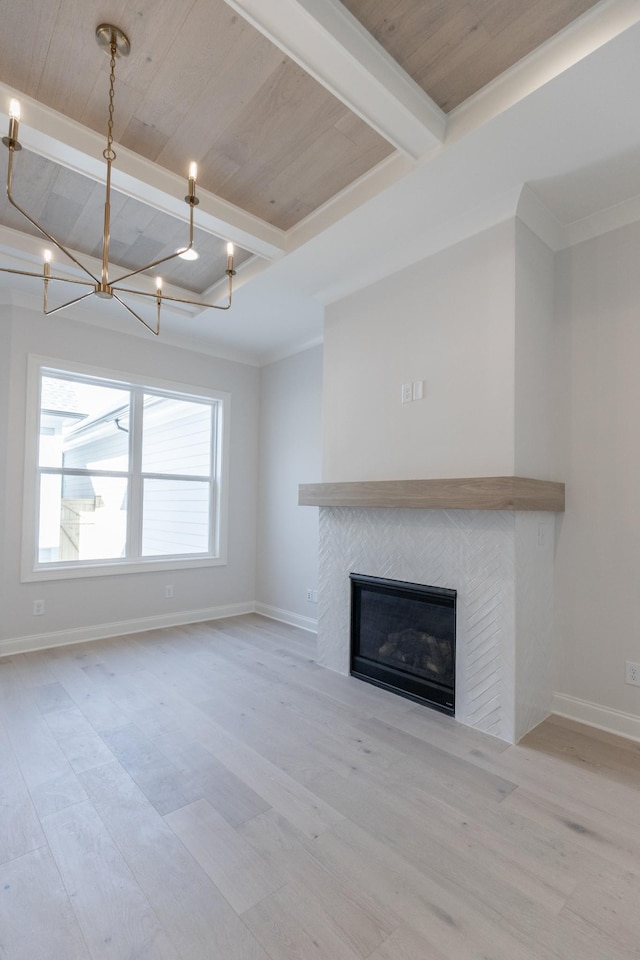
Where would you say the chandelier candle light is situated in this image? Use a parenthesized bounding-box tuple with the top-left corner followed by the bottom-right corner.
(1, 23, 235, 335)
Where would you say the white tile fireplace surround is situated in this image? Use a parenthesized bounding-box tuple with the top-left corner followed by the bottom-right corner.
(300, 478, 565, 744)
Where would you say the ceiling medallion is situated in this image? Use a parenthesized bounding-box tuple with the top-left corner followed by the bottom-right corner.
(1, 23, 235, 335)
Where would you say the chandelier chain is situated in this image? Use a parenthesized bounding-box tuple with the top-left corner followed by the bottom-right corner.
(103, 38, 117, 162)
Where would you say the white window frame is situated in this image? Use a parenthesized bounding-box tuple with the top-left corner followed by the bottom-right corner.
(22, 355, 230, 582)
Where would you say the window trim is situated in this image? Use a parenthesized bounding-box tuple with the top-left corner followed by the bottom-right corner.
(22, 355, 230, 583)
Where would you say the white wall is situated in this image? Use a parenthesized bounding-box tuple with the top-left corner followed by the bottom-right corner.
(554, 219, 640, 731)
(514, 220, 559, 480)
(322, 221, 517, 481)
(0, 296, 12, 642)
(256, 346, 322, 629)
(1, 301, 260, 651)
(510, 221, 559, 736)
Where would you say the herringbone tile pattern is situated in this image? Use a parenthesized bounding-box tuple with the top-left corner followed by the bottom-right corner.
(318, 507, 553, 743)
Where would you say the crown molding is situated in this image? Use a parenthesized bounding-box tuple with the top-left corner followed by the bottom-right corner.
(447, 0, 640, 147)
(258, 333, 323, 367)
(516, 185, 569, 252)
(565, 192, 640, 246)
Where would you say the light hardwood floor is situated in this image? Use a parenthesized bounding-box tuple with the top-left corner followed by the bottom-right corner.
(1, 614, 639, 959)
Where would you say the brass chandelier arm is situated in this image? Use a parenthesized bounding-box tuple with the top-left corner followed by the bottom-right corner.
(0, 267, 93, 285)
(43, 290, 96, 317)
(112, 291, 160, 336)
(111, 198, 197, 286)
(115, 276, 233, 311)
(6, 148, 100, 285)
(110, 242, 196, 286)
(0, 266, 95, 317)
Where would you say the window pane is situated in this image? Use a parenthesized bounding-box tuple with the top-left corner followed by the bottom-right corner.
(142, 395, 211, 476)
(39, 474, 128, 562)
(40, 376, 130, 469)
(32, 364, 225, 574)
(142, 479, 210, 555)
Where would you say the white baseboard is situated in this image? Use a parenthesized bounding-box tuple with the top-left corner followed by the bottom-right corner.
(0, 602, 254, 658)
(254, 601, 318, 634)
(553, 692, 640, 744)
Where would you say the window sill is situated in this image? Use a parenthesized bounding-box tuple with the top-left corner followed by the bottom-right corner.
(21, 554, 227, 583)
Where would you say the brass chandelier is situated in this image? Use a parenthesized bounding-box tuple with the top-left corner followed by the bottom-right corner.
(1, 23, 235, 335)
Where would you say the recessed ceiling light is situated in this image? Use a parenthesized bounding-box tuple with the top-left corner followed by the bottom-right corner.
(177, 247, 199, 260)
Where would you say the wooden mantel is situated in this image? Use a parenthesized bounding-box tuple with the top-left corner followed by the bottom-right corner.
(298, 477, 565, 512)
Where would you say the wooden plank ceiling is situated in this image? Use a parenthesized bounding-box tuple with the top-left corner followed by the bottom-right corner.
(0, 150, 251, 294)
(0, 0, 601, 291)
(342, 0, 601, 112)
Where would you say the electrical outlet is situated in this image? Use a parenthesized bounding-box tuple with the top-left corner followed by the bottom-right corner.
(401, 383, 412, 404)
(625, 661, 640, 686)
(164, 584, 174, 599)
(32, 599, 45, 616)
(306, 588, 313, 601)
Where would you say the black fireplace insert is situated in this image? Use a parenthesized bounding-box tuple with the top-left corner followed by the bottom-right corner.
(350, 573, 456, 714)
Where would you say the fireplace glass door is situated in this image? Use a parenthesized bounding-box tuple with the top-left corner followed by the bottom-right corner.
(350, 573, 456, 714)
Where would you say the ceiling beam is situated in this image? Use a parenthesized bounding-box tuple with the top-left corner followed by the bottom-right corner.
(223, 0, 445, 160)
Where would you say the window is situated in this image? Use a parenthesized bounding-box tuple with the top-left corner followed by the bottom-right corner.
(23, 358, 229, 581)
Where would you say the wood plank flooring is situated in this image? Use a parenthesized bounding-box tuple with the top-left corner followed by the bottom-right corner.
(1, 614, 639, 960)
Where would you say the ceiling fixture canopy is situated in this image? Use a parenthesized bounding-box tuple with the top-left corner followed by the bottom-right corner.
(1, 23, 235, 335)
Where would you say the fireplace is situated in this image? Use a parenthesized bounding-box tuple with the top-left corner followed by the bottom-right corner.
(308, 497, 559, 742)
(350, 573, 456, 714)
